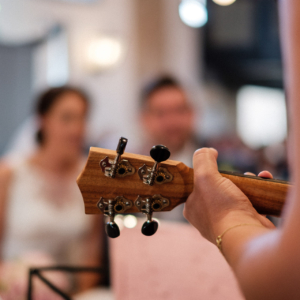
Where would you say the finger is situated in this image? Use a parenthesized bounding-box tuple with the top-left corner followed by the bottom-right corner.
(193, 148, 220, 178)
(209, 147, 218, 159)
(258, 170, 273, 179)
(244, 172, 256, 176)
(244, 171, 273, 179)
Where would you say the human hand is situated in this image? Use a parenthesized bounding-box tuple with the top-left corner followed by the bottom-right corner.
(183, 148, 275, 245)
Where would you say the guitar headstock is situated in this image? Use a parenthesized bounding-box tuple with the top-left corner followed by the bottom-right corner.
(77, 137, 193, 238)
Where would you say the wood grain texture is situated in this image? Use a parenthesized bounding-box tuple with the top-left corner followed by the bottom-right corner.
(77, 147, 290, 217)
(77, 147, 193, 214)
(220, 171, 289, 216)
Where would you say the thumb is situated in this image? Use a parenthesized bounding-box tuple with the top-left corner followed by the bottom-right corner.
(193, 148, 219, 179)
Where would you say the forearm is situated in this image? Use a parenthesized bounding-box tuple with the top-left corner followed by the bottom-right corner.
(219, 226, 283, 300)
(219, 211, 300, 300)
(218, 224, 271, 267)
(238, 231, 289, 300)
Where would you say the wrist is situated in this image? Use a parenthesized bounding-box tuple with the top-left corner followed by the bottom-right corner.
(211, 210, 264, 245)
(216, 223, 266, 252)
(218, 225, 272, 268)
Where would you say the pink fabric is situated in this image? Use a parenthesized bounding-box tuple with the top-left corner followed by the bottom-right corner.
(110, 220, 245, 300)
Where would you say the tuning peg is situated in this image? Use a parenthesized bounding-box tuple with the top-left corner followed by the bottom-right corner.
(142, 219, 158, 236)
(141, 198, 159, 236)
(106, 221, 120, 238)
(135, 195, 168, 235)
(110, 137, 128, 178)
(105, 199, 120, 238)
(138, 145, 171, 186)
(150, 145, 170, 163)
(100, 137, 135, 178)
(98, 196, 133, 238)
(116, 137, 128, 155)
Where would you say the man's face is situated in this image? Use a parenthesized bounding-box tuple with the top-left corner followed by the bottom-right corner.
(141, 87, 194, 152)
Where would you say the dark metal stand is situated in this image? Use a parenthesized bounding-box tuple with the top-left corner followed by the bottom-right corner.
(27, 266, 105, 300)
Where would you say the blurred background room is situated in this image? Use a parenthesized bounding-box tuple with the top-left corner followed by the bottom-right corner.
(0, 0, 288, 299)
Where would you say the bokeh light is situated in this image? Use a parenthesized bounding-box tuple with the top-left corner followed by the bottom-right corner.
(86, 36, 123, 72)
(212, 0, 236, 6)
(114, 215, 125, 231)
(237, 85, 287, 149)
(123, 215, 138, 229)
(179, 0, 208, 28)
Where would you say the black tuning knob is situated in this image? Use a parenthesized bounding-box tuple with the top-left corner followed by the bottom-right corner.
(116, 137, 128, 155)
(142, 219, 158, 236)
(141, 198, 159, 236)
(150, 145, 170, 163)
(106, 222, 120, 238)
(109, 137, 128, 178)
(105, 199, 120, 238)
(141, 145, 171, 186)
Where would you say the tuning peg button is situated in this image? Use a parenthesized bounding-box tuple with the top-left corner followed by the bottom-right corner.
(140, 145, 171, 186)
(100, 137, 135, 178)
(141, 220, 158, 236)
(106, 222, 120, 238)
(116, 137, 128, 155)
(150, 145, 170, 163)
(105, 199, 120, 238)
(140, 197, 159, 236)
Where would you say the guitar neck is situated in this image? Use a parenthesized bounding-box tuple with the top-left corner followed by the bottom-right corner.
(218, 171, 289, 216)
(166, 166, 289, 217)
(77, 147, 290, 217)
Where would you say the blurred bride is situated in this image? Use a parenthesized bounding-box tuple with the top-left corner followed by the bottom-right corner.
(0, 86, 103, 299)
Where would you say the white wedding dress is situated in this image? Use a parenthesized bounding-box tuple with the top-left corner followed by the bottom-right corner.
(2, 159, 92, 264)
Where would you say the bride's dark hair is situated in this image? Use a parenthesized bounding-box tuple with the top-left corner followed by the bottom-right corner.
(35, 86, 89, 144)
